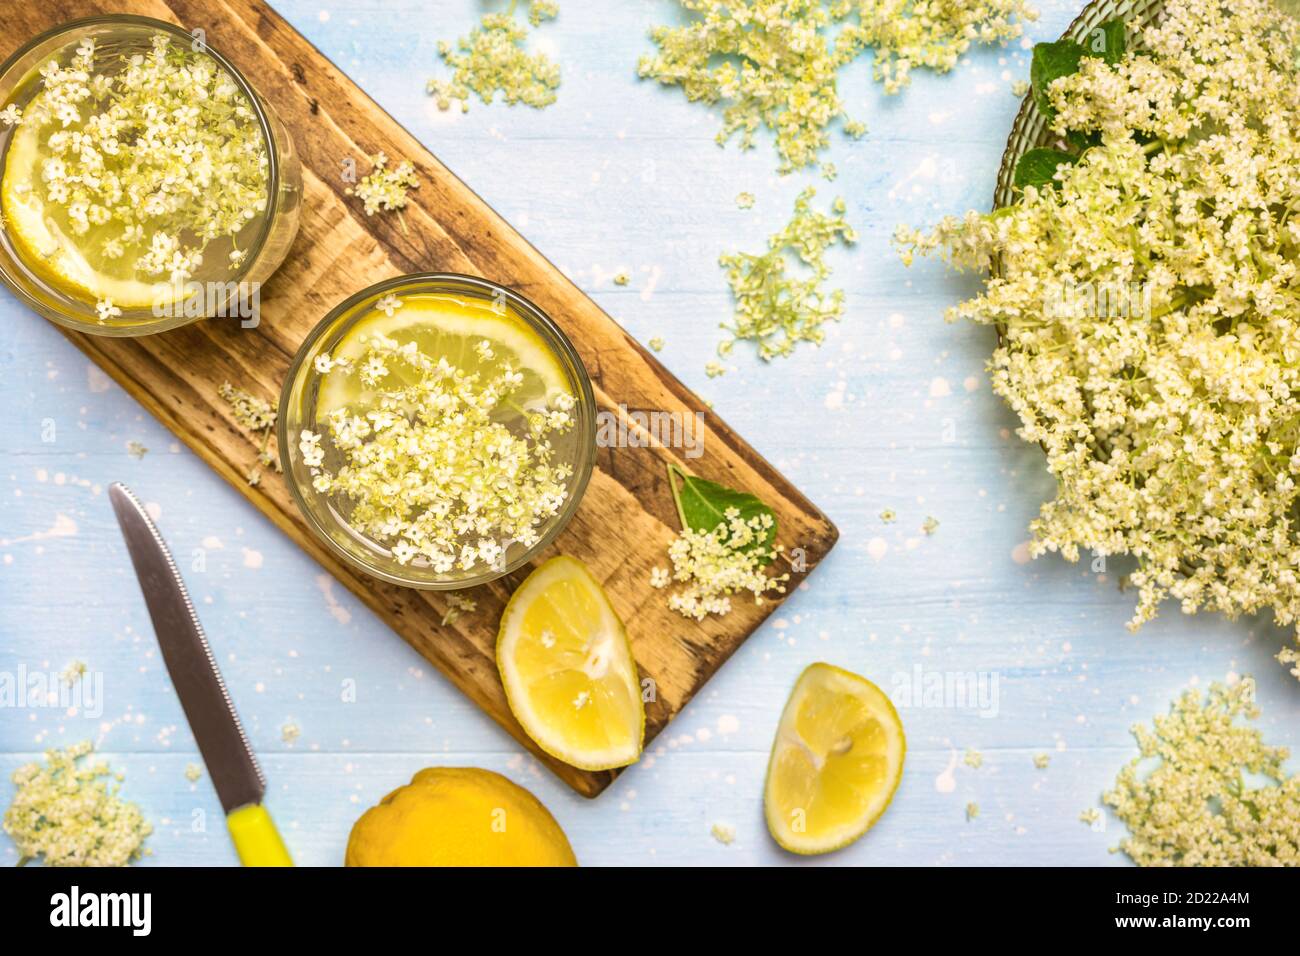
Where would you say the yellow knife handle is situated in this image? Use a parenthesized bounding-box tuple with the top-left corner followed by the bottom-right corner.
(227, 804, 294, 867)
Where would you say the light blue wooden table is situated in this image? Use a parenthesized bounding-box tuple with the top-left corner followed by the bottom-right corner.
(2, 0, 1296, 867)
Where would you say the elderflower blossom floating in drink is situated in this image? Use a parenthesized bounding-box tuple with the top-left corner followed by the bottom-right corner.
(280, 275, 595, 589)
(0, 16, 301, 335)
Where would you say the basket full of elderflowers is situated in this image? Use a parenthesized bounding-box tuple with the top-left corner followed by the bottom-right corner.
(897, 0, 1300, 678)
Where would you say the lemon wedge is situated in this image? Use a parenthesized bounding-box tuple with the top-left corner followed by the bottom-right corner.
(0, 91, 179, 309)
(497, 556, 644, 771)
(315, 293, 570, 420)
(764, 662, 905, 855)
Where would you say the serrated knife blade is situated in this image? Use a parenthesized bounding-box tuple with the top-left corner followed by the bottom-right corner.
(108, 482, 265, 813)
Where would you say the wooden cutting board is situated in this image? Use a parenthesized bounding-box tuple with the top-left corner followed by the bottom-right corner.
(2, 0, 838, 796)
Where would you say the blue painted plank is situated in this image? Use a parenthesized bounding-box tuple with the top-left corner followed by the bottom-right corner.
(1, 0, 1295, 867)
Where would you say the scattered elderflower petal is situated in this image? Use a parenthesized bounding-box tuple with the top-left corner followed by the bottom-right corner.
(441, 592, 478, 626)
(735, 192, 756, 210)
(184, 763, 203, 783)
(126, 440, 148, 460)
(649, 566, 670, 589)
(1033, 753, 1050, 769)
(1104, 678, 1299, 866)
(720, 187, 854, 361)
(964, 748, 983, 769)
(704, 360, 726, 378)
(710, 822, 735, 845)
(3, 741, 151, 866)
(1079, 807, 1102, 827)
(879, 508, 896, 523)
(60, 660, 87, 686)
(281, 722, 300, 744)
(921, 516, 939, 535)
(647, 336, 665, 352)
(612, 271, 630, 286)
(966, 801, 980, 821)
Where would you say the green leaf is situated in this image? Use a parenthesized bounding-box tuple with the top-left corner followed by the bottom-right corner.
(1065, 128, 1102, 154)
(1013, 147, 1079, 189)
(1030, 40, 1086, 119)
(1082, 19, 1127, 65)
(666, 463, 777, 562)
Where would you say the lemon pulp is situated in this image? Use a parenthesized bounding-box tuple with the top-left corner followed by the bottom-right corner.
(1, 90, 181, 309)
(764, 662, 906, 855)
(497, 556, 644, 771)
(315, 292, 570, 422)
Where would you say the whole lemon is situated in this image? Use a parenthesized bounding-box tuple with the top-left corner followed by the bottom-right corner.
(345, 767, 577, 867)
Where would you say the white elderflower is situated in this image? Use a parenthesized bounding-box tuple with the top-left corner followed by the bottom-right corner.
(720, 187, 855, 361)
(3, 741, 151, 866)
(427, 2, 561, 112)
(1104, 679, 1299, 866)
(94, 298, 121, 324)
(346, 154, 418, 217)
(298, 430, 324, 469)
(13, 32, 268, 291)
(639, 0, 1034, 172)
(663, 510, 786, 621)
(302, 332, 577, 575)
(898, 0, 1300, 676)
(375, 293, 403, 317)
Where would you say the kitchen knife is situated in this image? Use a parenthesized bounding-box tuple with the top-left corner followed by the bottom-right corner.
(108, 482, 292, 867)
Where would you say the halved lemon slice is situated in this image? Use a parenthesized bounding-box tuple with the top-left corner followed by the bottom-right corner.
(497, 556, 644, 771)
(315, 293, 570, 420)
(0, 91, 180, 309)
(764, 663, 906, 855)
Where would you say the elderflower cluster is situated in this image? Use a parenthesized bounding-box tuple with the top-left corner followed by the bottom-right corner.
(842, 0, 1038, 95)
(720, 187, 855, 361)
(427, 1, 560, 112)
(1104, 679, 1299, 867)
(303, 322, 576, 574)
(897, 0, 1300, 674)
(219, 381, 279, 486)
(663, 509, 786, 620)
(3, 741, 152, 867)
(346, 152, 418, 217)
(638, 0, 1034, 172)
(7, 33, 268, 286)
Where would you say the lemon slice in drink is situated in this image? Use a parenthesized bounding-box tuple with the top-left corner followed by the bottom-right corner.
(315, 293, 571, 420)
(0, 91, 180, 309)
(498, 556, 644, 771)
(764, 663, 906, 855)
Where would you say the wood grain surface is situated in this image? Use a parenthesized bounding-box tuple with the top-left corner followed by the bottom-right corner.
(0, 0, 837, 796)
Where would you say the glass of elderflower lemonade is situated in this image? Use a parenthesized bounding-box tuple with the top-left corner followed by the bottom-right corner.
(0, 16, 301, 335)
(279, 274, 597, 589)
